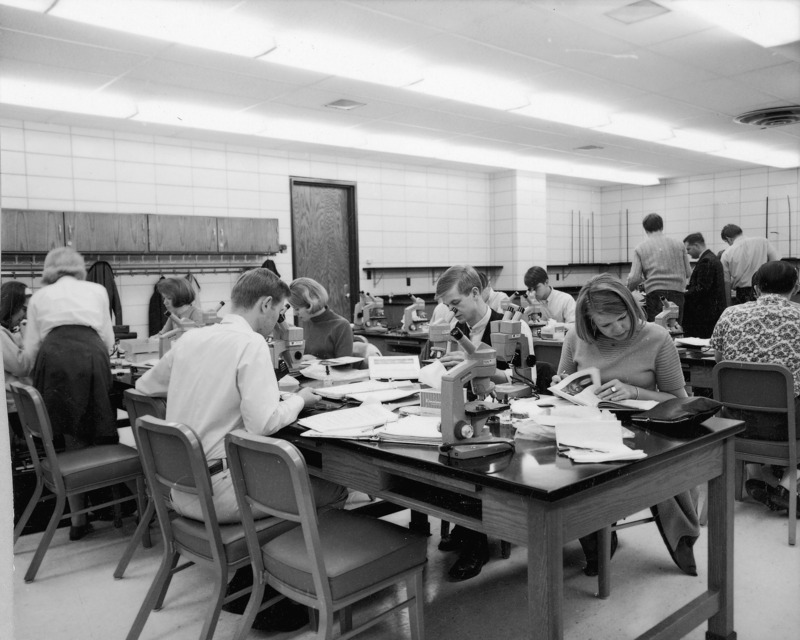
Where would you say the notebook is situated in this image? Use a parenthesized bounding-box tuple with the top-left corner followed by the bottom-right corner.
(368, 355, 421, 380)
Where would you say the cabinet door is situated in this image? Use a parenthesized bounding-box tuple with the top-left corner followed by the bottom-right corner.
(217, 217, 279, 253)
(147, 215, 218, 252)
(1, 209, 65, 252)
(65, 212, 148, 252)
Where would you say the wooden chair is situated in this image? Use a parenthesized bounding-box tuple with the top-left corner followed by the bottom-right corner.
(226, 431, 427, 640)
(126, 416, 296, 640)
(113, 388, 168, 578)
(10, 382, 147, 583)
(713, 360, 798, 545)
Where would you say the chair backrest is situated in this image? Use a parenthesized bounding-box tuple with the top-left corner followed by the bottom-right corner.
(226, 432, 332, 603)
(123, 389, 166, 445)
(712, 360, 797, 443)
(135, 415, 227, 562)
(9, 382, 64, 493)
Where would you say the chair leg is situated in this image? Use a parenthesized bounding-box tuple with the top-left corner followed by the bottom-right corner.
(734, 460, 745, 501)
(24, 492, 66, 583)
(126, 549, 180, 640)
(198, 567, 228, 640)
(111, 485, 124, 528)
(153, 553, 181, 610)
(597, 526, 612, 599)
(788, 468, 797, 546)
(136, 477, 151, 548)
(14, 475, 44, 544)
(233, 570, 264, 640)
(315, 603, 336, 640)
(114, 499, 156, 579)
(407, 569, 425, 640)
(339, 606, 353, 633)
(500, 540, 511, 558)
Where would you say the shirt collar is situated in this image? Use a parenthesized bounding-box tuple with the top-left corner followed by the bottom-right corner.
(220, 314, 254, 332)
(467, 306, 493, 342)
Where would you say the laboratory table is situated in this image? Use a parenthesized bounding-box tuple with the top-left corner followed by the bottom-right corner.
(285, 416, 742, 640)
(679, 349, 717, 392)
(354, 329, 428, 358)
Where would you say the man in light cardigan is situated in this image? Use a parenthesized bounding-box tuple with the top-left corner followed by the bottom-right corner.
(626, 213, 692, 323)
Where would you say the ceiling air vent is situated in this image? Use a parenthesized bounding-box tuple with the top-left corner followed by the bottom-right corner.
(734, 106, 800, 128)
(325, 99, 366, 111)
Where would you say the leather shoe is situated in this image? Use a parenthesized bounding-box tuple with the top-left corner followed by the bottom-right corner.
(438, 533, 463, 552)
(69, 522, 94, 541)
(671, 536, 698, 576)
(448, 544, 490, 581)
(745, 479, 781, 511)
(580, 530, 618, 577)
(768, 486, 800, 516)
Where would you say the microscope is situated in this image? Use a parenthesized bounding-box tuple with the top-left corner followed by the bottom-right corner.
(428, 322, 453, 359)
(655, 297, 683, 337)
(439, 327, 512, 459)
(268, 322, 305, 376)
(490, 305, 535, 401)
(361, 292, 386, 328)
(401, 295, 428, 333)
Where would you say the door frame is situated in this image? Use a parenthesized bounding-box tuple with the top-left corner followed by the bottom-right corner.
(289, 177, 359, 318)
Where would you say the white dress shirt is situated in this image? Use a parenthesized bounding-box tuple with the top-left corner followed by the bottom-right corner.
(539, 287, 576, 324)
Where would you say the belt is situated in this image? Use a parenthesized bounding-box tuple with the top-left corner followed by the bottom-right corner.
(208, 458, 228, 477)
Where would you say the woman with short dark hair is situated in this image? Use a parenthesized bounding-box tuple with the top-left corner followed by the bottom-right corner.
(154, 277, 204, 336)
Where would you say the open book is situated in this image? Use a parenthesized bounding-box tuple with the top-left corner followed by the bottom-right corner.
(549, 367, 658, 412)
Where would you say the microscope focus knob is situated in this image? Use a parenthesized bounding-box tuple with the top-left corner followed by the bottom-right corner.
(454, 420, 474, 440)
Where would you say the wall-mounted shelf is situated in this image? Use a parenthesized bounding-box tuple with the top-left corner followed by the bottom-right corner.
(548, 262, 632, 280)
(362, 265, 503, 286)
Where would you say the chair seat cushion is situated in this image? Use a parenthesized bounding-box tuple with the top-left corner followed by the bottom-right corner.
(46, 444, 142, 492)
(262, 510, 427, 601)
(173, 515, 296, 564)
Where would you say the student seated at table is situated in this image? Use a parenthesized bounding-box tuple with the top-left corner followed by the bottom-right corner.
(710, 260, 800, 512)
(137, 268, 347, 630)
(524, 266, 576, 326)
(289, 277, 353, 360)
(152, 277, 204, 337)
(435, 265, 535, 581)
(555, 274, 700, 577)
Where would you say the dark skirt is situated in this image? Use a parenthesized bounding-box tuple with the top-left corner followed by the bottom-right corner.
(32, 325, 117, 448)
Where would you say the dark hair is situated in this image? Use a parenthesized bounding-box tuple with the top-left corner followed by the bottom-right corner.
(1, 281, 27, 330)
(232, 268, 290, 309)
(753, 261, 798, 295)
(574, 274, 645, 344)
(683, 233, 705, 245)
(523, 266, 548, 289)
(721, 224, 742, 241)
(642, 213, 663, 233)
(156, 277, 196, 307)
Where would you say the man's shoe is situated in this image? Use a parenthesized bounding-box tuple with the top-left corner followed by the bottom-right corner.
(448, 543, 490, 581)
(745, 479, 781, 511)
(69, 522, 94, 541)
(768, 486, 800, 516)
(251, 598, 309, 632)
(438, 533, 462, 552)
(671, 536, 698, 577)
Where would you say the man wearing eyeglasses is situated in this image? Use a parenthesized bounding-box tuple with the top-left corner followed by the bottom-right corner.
(523, 266, 576, 324)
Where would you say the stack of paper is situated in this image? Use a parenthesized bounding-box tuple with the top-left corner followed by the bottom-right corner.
(374, 416, 441, 445)
(347, 385, 420, 404)
(299, 403, 398, 438)
(314, 380, 409, 400)
(556, 421, 646, 463)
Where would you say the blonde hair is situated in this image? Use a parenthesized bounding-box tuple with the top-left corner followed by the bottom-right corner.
(41, 247, 86, 285)
(574, 274, 645, 343)
(289, 277, 329, 314)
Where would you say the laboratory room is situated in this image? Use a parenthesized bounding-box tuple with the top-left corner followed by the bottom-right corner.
(2, 1, 799, 639)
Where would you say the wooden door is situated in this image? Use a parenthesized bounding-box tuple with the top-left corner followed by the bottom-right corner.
(1, 209, 64, 252)
(65, 212, 148, 252)
(290, 179, 358, 319)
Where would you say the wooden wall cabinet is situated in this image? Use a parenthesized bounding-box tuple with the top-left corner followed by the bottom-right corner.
(216, 217, 279, 253)
(147, 214, 218, 253)
(65, 212, 148, 253)
(1, 209, 65, 253)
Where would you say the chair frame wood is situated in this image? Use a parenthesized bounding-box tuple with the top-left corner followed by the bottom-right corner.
(226, 431, 426, 640)
(713, 360, 797, 544)
(10, 381, 147, 583)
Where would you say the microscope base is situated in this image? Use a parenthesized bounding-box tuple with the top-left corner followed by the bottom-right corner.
(439, 437, 515, 459)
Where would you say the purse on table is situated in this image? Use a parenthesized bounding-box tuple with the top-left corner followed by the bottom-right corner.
(631, 396, 722, 436)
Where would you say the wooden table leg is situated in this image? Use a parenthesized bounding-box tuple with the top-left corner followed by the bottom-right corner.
(705, 438, 737, 640)
(528, 503, 564, 639)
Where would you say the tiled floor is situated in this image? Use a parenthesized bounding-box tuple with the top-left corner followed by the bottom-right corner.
(12, 495, 800, 640)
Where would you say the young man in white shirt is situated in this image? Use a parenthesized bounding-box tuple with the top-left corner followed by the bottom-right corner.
(523, 266, 576, 324)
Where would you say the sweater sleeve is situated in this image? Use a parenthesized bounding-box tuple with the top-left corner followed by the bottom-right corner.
(627, 250, 644, 289)
(653, 330, 686, 393)
(332, 318, 354, 358)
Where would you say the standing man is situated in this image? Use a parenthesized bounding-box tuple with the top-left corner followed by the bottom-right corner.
(682, 233, 727, 338)
(627, 213, 692, 322)
(523, 266, 576, 324)
(720, 223, 781, 305)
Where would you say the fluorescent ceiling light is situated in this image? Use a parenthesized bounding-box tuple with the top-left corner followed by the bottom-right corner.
(47, 0, 271, 57)
(662, 129, 726, 153)
(409, 67, 530, 111)
(260, 32, 422, 87)
(594, 114, 674, 142)
(1, 0, 52, 9)
(0, 76, 137, 118)
(512, 93, 610, 128)
(675, 0, 800, 48)
(134, 101, 267, 134)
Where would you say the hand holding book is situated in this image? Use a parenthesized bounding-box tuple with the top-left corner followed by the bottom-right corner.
(549, 367, 657, 412)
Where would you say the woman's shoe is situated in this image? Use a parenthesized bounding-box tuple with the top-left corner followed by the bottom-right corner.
(580, 530, 618, 577)
(69, 522, 94, 541)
